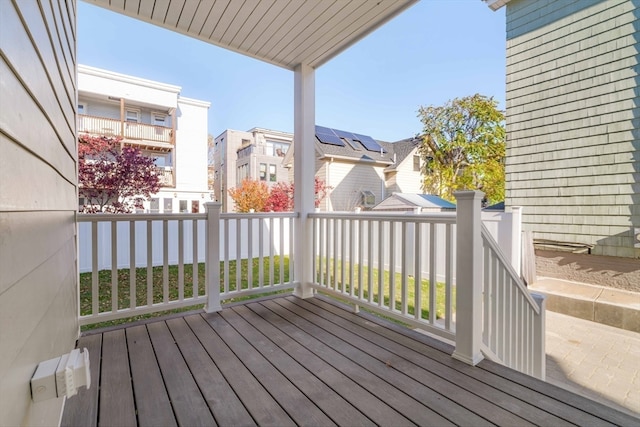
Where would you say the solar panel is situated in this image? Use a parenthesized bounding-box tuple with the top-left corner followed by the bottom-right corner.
(316, 133, 345, 146)
(315, 125, 335, 136)
(354, 133, 385, 153)
(333, 129, 356, 139)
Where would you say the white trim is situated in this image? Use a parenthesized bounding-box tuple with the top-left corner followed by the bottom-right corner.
(483, 0, 511, 11)
(78, 64, 181, 93)
(178, 96, 211, 108)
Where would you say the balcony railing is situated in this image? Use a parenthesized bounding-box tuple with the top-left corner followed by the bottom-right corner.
(77, 194, 546, 379)
(156, 167, 175, 187)
(78, 114, 172, 144)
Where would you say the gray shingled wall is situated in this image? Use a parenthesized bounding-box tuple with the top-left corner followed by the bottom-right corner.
(505, 0, 639, 258)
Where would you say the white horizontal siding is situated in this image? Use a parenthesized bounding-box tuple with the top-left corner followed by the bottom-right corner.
(504, 0, 639, 257)
(0, 1, 78, 425)
(325, 160, 385, 211)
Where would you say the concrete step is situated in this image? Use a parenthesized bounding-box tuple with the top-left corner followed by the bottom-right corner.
(530, 277, 640, 333)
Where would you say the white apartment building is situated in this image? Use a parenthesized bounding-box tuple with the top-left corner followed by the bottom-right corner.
(78, 65, 211, 213)
(213, 128, 293, 212)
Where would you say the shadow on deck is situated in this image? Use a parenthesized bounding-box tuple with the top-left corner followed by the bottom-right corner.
(62, 295, 635, 426)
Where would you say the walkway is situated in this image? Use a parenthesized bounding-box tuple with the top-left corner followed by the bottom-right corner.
(545, 310, 640, 418)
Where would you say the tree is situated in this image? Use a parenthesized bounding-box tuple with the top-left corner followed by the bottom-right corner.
(417, 94, 505, 204)
(207, 134, 215, 191)
(78, 135, 160, 213)
(228, 177, 331, 212)
(228, 179, 270, 212)
(265, 182, 294, 212)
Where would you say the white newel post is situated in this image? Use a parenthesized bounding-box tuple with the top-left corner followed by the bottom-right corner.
(293, 63, 316, 298)
(452, 190, 484, 366)
(205, 202, 222, 313)
(511, 206, 522, 275)
(531, 292, 546, 380)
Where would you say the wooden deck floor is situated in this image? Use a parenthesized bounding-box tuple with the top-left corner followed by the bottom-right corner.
(62, 295, 636, 427)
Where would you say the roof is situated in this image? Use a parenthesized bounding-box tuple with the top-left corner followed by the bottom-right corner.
(483, 0, 512, 11)
(484, 201, 505, 211)
(87, 0, 418, 70)
(373, 193, 456, 210)
(384, 137, 420, 171)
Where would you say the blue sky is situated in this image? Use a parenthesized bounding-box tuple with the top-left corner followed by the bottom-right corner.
(78, 1, 506, 142)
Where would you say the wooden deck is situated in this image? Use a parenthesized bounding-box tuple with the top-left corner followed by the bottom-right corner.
(61, 295, 636, 427)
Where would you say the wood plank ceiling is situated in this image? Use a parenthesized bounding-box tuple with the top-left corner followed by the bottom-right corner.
(84, 0, 418, 70)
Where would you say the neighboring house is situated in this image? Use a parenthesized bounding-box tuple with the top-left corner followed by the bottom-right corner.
(213, 128, 292, 212)
(372, 193, 456, 212)
(283, 127, 424, 211)
(486, 0, 639, 258)
(78, 65, 211, 213)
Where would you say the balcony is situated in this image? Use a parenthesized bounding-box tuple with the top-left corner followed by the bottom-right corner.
(78, 114, 173, 148)
(156, 166, 175, 187)
(62, 197, 635, 425)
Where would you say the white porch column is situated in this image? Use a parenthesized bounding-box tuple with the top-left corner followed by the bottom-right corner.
(293, 63, 315, 298)
(452, 190, 484, 366)
(204, 202, 222, 312)
(510, 206, 522, 275)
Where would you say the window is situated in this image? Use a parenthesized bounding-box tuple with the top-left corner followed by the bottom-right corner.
(150, 198, 160, 213)
(77, 103, 86, 114)
(269, 164, 277, 182)
(152, 113, 167, 126)
(413, 155, 421, 172)
(163, 198, 173, 213)
(237, 163, 249, 182)
(265, 140, 289, 157)
(361, 190, 375, 207)
(259, 163, 267, 181)
(125, 109, 140, 123)
(191, 200, 200, 213)
(150, 152, 171, 167)
(179, 200, 188, 212)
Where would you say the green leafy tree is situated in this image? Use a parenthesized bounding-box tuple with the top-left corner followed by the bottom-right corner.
(417, 94, 505, 204)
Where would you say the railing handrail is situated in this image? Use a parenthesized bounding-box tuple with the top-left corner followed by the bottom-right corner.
(481, 224, 540, 313)
(310, 210, 457, 224)
(77, 211, 299, 222)
(78, 113, 171, 130)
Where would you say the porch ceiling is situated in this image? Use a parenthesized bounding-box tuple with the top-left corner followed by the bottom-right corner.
(84, 0, 418, 70)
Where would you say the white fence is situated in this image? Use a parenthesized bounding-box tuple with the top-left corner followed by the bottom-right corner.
(77, 206, 296, 326)
(310, 193, 545, 379)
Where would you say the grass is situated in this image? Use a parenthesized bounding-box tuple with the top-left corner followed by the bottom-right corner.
(315, 258, 455, 322)
(80, 255, 454, 332)
(80, 256, 290, 330)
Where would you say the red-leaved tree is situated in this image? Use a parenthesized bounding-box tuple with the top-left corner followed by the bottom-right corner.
(229, 177, 331, 212)
(265, 182, 294, 212)
(78, 135, 160, 213)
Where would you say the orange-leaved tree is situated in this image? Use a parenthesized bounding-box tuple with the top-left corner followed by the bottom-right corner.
(228, 179, 270, 212)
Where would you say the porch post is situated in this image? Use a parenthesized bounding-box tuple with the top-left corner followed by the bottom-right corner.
(531, 292, 546, 380)
(204, 202, 222, 312)
(452, 190, 484, 366)
(511, 206, 522, 275)
(293, 63, 315, 298)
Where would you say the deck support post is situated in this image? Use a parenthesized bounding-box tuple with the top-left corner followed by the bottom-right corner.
(531, 292, 546, 380)
(293, 63, 316, 299)
(452, 190, 484, 366)
(205, 202, 222, 312)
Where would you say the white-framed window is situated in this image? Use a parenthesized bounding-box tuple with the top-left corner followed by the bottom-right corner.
(125, 109, 140, 123)
(152, 112, 167, 126)
(269, 164, 277, 182)
(259, 163, 267, 181)
(77, 103, 86, 114)
(361, 190, 376, 207)
(413, 155, 421, 172)
(265, 140, 289, 157)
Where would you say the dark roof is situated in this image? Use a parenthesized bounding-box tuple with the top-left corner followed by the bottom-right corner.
(314, 127, 419, 166)
(373, 193, 456, 210)
(484, 201, 505, 211)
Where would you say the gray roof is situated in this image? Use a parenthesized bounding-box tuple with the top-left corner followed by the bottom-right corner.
(314, 133, 419, 166)
(373, 193, 456, 210)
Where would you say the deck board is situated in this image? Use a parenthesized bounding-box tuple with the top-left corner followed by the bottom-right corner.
(125, 324, 176, 427)
(99, 329, 136, 427)
(62, 295, 639, 427)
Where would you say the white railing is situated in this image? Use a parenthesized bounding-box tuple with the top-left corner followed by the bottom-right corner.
(481, 225, 545, 378)
(78, 114, 172, 144)
(156, 167, 175, 187)
(77, 204, 296, 326)
(310, 192, 545, 379)
(310, 210, 458, 341)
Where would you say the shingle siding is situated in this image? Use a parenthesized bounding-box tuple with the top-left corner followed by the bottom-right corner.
(505, 0, 639, 257)
(0, 1, 79, 425)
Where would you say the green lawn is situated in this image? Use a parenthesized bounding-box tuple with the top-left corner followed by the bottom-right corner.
(80, 256, 290, 330)
(316, 259, 454, 321)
